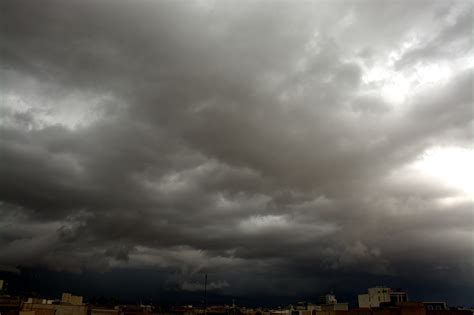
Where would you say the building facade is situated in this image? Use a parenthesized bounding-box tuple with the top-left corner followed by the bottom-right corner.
(61, 293, 83, 306)
(23, 303, 87, 315)
(319, 295, 337, 306)
(358, 287, 408, 308)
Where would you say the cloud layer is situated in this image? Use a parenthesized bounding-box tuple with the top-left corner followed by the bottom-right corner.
(1, 0, 473, 304)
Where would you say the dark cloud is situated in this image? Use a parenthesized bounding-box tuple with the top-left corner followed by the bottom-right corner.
(0, 0, 473, 305)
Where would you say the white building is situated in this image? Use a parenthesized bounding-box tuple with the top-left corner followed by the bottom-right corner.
(358, 287, 408, 308)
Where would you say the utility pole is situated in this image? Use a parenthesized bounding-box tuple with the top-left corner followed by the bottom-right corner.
(204, 273, 208, 315)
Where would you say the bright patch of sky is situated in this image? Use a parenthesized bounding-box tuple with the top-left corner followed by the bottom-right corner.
(412, 146, 474, 198)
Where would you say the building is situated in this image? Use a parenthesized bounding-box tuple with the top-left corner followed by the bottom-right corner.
(90, 308, 120, 315)
(0, 295, 21, 315)
(349, 302, 471, 315)
(25, 298, 56, 305)
(23, 301, 87, 315)
(120, 304, 152, 315)
(320, 304, 348, 312)
(319, 295, 337, 306)
(390, 290, 408, 304)
(20, 309, 56, 315)
(423, 303, 448, 311)
(358, 287, 408, 308)
(358, 287, 390, 308)
(269, 303, 320, 315)
(61, 293, 83, 306)
(317, 294, 348, 312)
(350, 302, 424, 315)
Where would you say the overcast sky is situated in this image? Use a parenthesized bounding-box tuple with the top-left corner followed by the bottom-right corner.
(0, 0, 473, 305)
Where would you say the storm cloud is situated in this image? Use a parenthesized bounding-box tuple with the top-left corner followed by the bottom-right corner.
(0, 0, 473, 305)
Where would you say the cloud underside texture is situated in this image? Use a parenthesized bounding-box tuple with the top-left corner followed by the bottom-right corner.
(0, 0, 473, 299)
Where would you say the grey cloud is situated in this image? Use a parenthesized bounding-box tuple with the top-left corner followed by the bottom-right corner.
(395, 9, 473, 69)
(0, 0, 473, 303)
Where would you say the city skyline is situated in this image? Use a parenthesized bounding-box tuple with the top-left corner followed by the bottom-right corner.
(0, 277, 469, 310)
